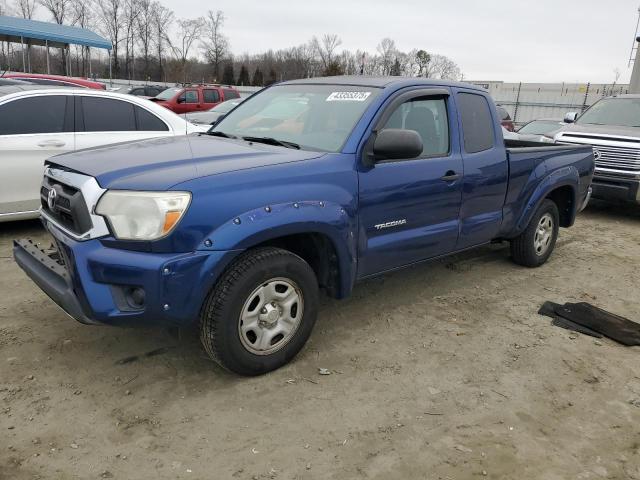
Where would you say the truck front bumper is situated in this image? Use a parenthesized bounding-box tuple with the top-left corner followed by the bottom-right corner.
(591, 173, 640, 204)
(13, 223, 240, 327)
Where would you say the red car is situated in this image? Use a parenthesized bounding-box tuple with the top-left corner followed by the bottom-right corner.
(3, 72, 106, 89)
(150, 84, 241, 114)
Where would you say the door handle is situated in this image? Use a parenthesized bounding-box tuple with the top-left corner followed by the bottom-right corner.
(440, 170, 460, 182)
(37, 139, 66, 148)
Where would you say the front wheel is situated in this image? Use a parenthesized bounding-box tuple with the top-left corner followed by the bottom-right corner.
(510, 199, 560, 267)
(199, 247, 319, 376)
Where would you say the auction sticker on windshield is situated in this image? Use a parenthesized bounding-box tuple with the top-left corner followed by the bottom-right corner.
(326, 91, 372, 102)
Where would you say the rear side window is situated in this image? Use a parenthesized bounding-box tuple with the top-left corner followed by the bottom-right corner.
(135, 106, 168, 131)
(457, 93, 495, 153)
(81, 97, 136, 132)
(130, 88, 145, 96)
(203, 89, 220, 103)
(223, 88, 240, 100)
(0, 96, 68, 135)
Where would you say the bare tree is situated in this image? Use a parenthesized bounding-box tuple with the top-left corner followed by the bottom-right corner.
(122, 0, 140, 79)
(17, 0, 37, 18)
(39, 0, 73, 72)
(169, 17, 205, 83)
(427, 54, 462, 80)
(95, 0, 124, 77)
(414, 49, 431, 77)
(311, 33, 341, 73)
(72, 0, 93, 75)
(136, 0, 154, 80)
(376, 38, 396, 75)
(201, 10, 228, 82)
(151, 3, 173, 82)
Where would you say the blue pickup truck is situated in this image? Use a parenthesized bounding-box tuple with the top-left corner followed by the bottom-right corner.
(14, 76, 594, 375)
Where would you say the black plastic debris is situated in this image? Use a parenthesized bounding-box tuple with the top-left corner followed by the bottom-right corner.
(539, 301, 640, 346)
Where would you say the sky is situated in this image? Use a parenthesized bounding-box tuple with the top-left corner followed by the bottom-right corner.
(162, 0, 640, 84)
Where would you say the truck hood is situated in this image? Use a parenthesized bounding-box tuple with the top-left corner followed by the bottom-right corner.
(48, 135, 325, 190)
(558, 122, 640, 139)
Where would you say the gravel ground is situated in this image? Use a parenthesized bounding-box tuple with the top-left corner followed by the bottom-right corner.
(1, 200, 639, 480)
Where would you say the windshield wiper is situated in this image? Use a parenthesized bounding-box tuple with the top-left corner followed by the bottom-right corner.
(203, 131, 237, 139)
(242, 136, 300, 150)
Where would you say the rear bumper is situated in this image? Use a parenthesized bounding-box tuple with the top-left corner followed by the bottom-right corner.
(591, 174, 640, 204)
(13, 222, 241, 327)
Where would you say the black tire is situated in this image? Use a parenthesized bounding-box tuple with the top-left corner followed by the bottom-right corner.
(510, 199, 560, 268)
(199, 247, 319, 376)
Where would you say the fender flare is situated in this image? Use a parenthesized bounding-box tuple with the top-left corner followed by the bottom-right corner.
(515, 166, 579, 235)
(198, 200, 358, 298)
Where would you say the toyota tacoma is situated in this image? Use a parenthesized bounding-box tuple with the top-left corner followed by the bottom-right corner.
(14, 76, 595, 375)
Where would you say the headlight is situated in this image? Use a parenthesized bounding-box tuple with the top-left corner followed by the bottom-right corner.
(96, 191, 191, 240)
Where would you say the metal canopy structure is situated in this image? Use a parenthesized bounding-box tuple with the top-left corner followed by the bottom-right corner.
(0, 15, 112, 77)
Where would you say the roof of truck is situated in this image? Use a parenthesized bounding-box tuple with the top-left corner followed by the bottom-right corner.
(282, 75, 482, 91)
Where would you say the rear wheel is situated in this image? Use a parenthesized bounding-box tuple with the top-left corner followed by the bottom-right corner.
(199, 247, 319, 376)
(510, 199, 560, 267)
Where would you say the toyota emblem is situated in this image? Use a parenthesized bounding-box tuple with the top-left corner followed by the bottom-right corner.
(593, 148, 601, 161)
(47, 188, 57, 210)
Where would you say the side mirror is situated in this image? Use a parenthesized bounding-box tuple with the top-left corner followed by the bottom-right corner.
(564, 112, 578, 123)
(372, 129, 423, 161)
(177, 96, 186, 104)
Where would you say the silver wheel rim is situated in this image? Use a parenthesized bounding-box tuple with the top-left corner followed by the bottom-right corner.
(534, 213, 554, 256)
(238, 277, 304, 355)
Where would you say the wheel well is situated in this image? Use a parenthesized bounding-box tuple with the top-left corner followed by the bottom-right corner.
(252, 233, 341, 298)
(546, 186, 575, 227)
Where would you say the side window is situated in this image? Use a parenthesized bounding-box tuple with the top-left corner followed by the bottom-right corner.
(223, 88, 240, 100)
(203, 89, 220, 103)
(0, 96, 67, 135)
(380, 97, 450, 157)
(135, 106, 169, 131)
(457, 93, 495, 153)
(147, 88, 160, 97)
(81, 97, 136, 132)
(185, 90, 199, 103)
(131, 88, 145, 96)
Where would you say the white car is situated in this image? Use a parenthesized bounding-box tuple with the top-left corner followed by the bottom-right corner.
(0, 86, 207, 222)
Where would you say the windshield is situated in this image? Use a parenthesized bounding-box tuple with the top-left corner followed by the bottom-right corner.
(577, 98, 640, 128)
(155, 87, 182, 100)
(210, 100, 241, 113)
(518, 120, 562, 135)
(212, 84, 381, 152)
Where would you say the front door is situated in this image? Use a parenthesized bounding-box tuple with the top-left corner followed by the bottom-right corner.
(0, 94, 74, 215)
(358, 90, 463, 277)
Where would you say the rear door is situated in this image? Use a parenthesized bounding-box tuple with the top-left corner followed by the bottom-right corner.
(202, 88, 221, 110)
(358, 88, 464, 277)
(75, 96, 173, 152)
(453, 90, 508, 250)
(0, 94, 74, 215)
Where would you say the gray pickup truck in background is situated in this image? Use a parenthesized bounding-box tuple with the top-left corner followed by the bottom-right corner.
(555, 94, 640, 205)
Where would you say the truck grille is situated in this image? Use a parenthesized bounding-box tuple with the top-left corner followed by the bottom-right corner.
(557, 133, 640, 174)
(40, 174, 93, 235)
(592, 145, 640, 172)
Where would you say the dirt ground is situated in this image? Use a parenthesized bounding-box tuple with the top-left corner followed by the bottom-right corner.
(1, 201, 639, 480)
